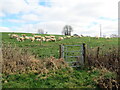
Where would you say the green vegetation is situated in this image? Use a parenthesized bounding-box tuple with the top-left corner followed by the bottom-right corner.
(1, 32, 118, 88)
(2, 32, 118, 59)
(2, 68, 116, 88)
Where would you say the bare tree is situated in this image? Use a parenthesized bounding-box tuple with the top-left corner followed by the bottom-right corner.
(38, 29, 44, 34)
(62, 25, 73, 36)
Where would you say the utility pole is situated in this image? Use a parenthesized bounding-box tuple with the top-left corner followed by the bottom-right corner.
(100, 24, 102, 37)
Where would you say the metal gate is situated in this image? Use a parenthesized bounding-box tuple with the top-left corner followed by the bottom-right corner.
(59, 43, 86, 67)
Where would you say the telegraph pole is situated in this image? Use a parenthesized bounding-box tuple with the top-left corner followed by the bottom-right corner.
(100, 24, 102, 37)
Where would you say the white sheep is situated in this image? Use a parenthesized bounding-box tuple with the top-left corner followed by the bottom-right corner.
(24, 36, 30, 40)
(58, 37, 64, 41)
(8, 34, 11, 36)
(50, 36, 55, 38)
(10, 34, 19, 39)
(45, 39, 51, 42)
(34, 35, 41, 39)
(105, 36, 110, 39)
(29, 37, 35, 42)
(17, 37, 25, 42)
(50, 38, 56, 42)
(36, 39, 42, 42)
(66, 36, 71, 39)
(45, 36, 51, 39)
(21, 34, 26, 37)
(41, 37, 46, 41)
(95, 36, 99, 39)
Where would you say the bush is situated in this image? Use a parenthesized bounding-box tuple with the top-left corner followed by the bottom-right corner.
(2, 43, 71, 75)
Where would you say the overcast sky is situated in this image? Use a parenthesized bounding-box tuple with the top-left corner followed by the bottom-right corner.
(0, 0, 119, 36)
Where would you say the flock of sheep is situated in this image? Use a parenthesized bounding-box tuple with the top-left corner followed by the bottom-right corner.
(8, 34, 79, 42)
(8, 33, 111, 42)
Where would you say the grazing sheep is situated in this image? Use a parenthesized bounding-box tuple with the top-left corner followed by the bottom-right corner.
(95, 36, 99, 39)
(41, 37, 46, 41)
(29, 37, 35, 42)
(21, 34, 26, 37)
(66, 36, 71, 39)
(78, 35, 81, 38)
(45, 39, 51, 42)
(45, 38, 56, 42)
(10, 34, 19, 39)
(34, 35, 42, 39)
(50, 38, 56, 42)
(63, 37, 66, 39)
(58, 37, 64, 41)
(50, 36, 55, 38)
(8, 34, 11, 37)
(17, 37, 25, 42)
(45, 36, 51, 39)
(36, 39, 42, 42)
(105, 36, 110, 39)
(24, 36, 30, 40)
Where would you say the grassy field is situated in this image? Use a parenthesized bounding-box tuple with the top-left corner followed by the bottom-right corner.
(2, 68, 116, 88)
(1, 32, 119, 88)
(2, 32, 118, 59)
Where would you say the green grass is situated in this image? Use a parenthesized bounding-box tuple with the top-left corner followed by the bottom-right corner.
(1, 32, 118, 59)
(2, 68, 116, 88)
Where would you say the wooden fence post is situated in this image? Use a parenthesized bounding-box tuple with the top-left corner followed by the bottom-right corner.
(59, 45, 62, 58)
(59, 45, 64, 59)
(96, 47, 100, 58)
(83, 43, 86, 66)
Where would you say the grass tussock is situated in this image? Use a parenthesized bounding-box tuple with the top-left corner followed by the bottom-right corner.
(2, 44, 71, 75)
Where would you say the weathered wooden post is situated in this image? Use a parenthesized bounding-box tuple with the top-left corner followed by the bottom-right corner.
(59, 45, 62, 58)
(96, 47, 100, 58)
(59, 45, 64, 59)
(82, 43, 86, 66)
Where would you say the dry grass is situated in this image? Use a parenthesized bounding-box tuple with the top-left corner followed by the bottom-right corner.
(86, 47, 120, 89)
(2, 44, 70, 75)
(86, 47, 119, 73)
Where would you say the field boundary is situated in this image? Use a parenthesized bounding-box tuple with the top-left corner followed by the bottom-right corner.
(59, 43, 86, 67)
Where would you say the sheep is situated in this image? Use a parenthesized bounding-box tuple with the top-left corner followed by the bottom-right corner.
(41, 37, 46, 41)
(50, 36, 55, 38)
(36, 39, 42, 42)
(8, 34, 11, 37)
(66, 36, 71, 39)
(45, 38, 56, 42)
(50, 38, 56, 42)
(17, 37, 25, 42)
(63, 37, 66, 39)
(45, 36, 51, 39)
(45, 39, 51, 42)
(29, 37, 35, 42)
(58, 37, 64, 41)
(34, 35, 42, 39)
(24, 36, 30, 40)
(78, 35, 81, 38)
(95, 36, 99, 39)
(105, 36, 110, 39)
(21, 34, 26, 37)
(10, 34, 19, 39)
